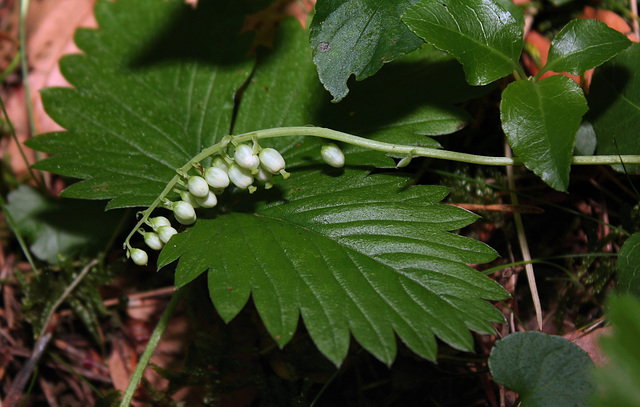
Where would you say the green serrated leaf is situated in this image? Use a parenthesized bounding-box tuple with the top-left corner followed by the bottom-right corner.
(588, 43, 640, 173)
(489, 331, 595, 407)
(501, 76, 588, 191)
(403, 0, 523, 86)
(159, 170, 507, 366)
(616, 232, 640, 297)
(25, 0, 255, 209)
(591, 295, 640, 407)
(5, 185, 123, 264)
(27, 0, 510, 368)
(309, 0, 424, 102)
(541, 19, 631, 76)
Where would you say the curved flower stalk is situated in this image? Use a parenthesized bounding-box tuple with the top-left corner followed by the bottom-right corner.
(123, 126, 640, 264)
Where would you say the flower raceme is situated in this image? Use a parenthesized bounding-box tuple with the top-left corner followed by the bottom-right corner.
(128, 142, 344, 265)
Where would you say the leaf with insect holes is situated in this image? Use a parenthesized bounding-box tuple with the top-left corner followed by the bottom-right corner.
(26, 0, 256, 209)
(403, 0, 524, 86)
(309, 0, 424, 102)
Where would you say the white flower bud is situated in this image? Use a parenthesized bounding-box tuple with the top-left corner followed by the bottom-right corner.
(172, 201, 196, 225)
(321, 143, 345, 168)
(195, 190, 217, 208)
(234, 144, 260, 170)
(227, 163, 254, 189)
(130, 248, 148, 266)
(143, 232, 164, 251)
(188, 176, 209, 198)
(213, 157, 229, 172)
(203, 166, 230, 189)
(179, 190, 200, 208)
(149, 216, 171, 231)
(256, 165, 272, 183)
(259, 148, 286, 174)
(156, 225, 178, 243)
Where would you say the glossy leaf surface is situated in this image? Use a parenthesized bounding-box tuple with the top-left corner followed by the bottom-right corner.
(160, 171, 507, 366)
(309, 0, 423, 102)
(403, 0, 523, 86)
(501, 76, 588, 191)
(490, 331, 595, 407)
(541, 19, 631, 76)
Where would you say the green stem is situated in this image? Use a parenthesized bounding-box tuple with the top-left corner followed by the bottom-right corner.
(514, 64, 528, 82)
(123, 126, 640, 249)
(118, 289, 183, 407)
(222, 126, 640, 167)
(0, 93, 44, 190)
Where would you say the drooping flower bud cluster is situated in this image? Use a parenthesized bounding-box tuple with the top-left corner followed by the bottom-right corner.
(129, 141, 291, 265)
(128, 215, 178, 266)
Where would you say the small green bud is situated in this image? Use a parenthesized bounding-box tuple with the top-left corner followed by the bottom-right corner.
(195, 190, 218, 208)
(204, 166, 230, 189)
(228, 163, 254, 189)
(172, 201, 196, 225)
(156, 225, 178, 243)
(143, 231, 164, 250)
(149, 216, 171, 231)
(259, 148, 286, 174)
(234, 144, 260, 170)
(321, 143, 345, 168)
(130, 248, 148, 266)
(188, 176, 209, 198)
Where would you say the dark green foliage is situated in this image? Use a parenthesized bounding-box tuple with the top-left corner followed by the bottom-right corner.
(310, 0, 424, 101)
(489, 331, 595, 407)
(589, 43, 640, 173)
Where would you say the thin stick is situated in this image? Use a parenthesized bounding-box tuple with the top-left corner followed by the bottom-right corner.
(0, 95, 44, 189)
(505, 144, 543, 330)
